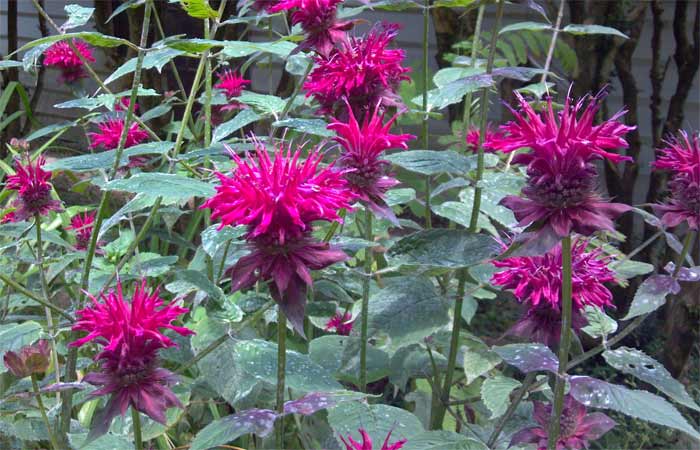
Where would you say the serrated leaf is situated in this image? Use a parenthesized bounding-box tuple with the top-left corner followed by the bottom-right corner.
(328, 403, 424, 448)
(581, 305, 617, 340)
(499, 21, 553, 34)
(180, 0, 218, 19)
(189, 409, 278, 450)
(386, 229, 495, 270)
(18, 32, 132, 54)
(492, 343, 559, 374)
(403, 431, 489, 450)
(46, 142, 173, 172)
(200, 224, 246, 257)
(389, 344, 447, 390)
(103, 172, 215, 200)
(386, 150, 475, 175)
(61, 5, 94, 31)
(238, 91, 287, 116)
(463, 346, 501, 385)
(213, 109, 260, 143)
(309, 335, 391, 385)
(105, 47, 185, 85)
(221, 40, 298, 59)
(562, 24, 629, 39)
(367, 277, 450, 353)
(273, 118, 333, 137)
(174, 269, 224, 302)
(622, 275, 680, 320)
(614, 260, 655, 280)
(412, 74, 493, 111)
(603, 347, 700, 412)
(569, 376, 700, 440)
(481, 375, 521, 418)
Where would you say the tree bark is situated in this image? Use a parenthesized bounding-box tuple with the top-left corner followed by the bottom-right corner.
(1, 0, 20, 156)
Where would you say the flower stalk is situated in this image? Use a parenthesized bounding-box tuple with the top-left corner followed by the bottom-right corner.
(276, 309, 287, 449)
(132, 407, 143, 450)
(468, 0, 504, 232)
(547, 234, 574, 450)
(31, 374, 60, 450)
(421, 0, 432, 229)
(359, 208, 373, 392)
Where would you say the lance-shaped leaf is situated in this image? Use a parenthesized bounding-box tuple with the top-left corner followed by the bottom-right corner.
(622, 275, 680, 320)
(492, 343, 559, 374)
(386, 229, 495, 270)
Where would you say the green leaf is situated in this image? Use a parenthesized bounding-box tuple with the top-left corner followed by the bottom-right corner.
(200, 224, 246, 257)
(213, 109, 260, 143)
(0, 321, 42, 373)
(162, 37, 222, 53)
(403, 431, 489, 450)
(481, 375, 521, 418)
(463, 346, 501, 385)
(613, 260, 654, 280)
(0, 61, 23, 70)
(105, 47, 185, 85)
(180, 0, 218, 19)
(189, 410, 278, 450)
(61, 5, 95, 31)
(309, 335, 391, 385)
(273, 118, 333, 137)
(107, 0, 144, 22)
(385, 188, 416, 206)
(367, 277, 450, 353)
(221, 40, 298, 59)
(581, 306, 617, 340)
(386, 150, 475, 175)
(18, 32, 133, 54)
(431, 201, 494, 235)
(103, 172, 215, 200)
(499, 21, 553, 34)
(238, 91, 287, 116)
(25, 121, 74, 141)
(174, 269, 224, 302)
(562, 24, 629, 39)
(46, 142, 173, 172)
(328, 402, 424, 448)
(387, 229, 495, 270)
(569, 376, 700, 440)
(622, 275, 680, 320)
(433, 67, 483, 88)
(390, 344, 447, 390)
(603, 347, 700, 412)
(412, 74, 493, 111)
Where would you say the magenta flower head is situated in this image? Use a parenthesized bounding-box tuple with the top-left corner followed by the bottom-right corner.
(5, 155, 62, 221)
(651, 130, 700, 229)
(43, 39, 95, 83)
(270, 0, 353, 57)
(491, 238, 616, 347)
(340, 428, 407, 450)
(465, 124, 504, 153)
(66, 211, 96, 250)
(202, 142, 354, 335)
(510, 395, 615, 450)
(114, 98, 138, 112)
(304, 22, 410, 119)
(491, 90, 633, 248)
(215, 70, 250, 100)
(325, 311, 354, 335)
(328, 102, 415, 223)
(88, 119, 149, 150)
(70, 280, 194, 428)
(3, 340, 51, 378)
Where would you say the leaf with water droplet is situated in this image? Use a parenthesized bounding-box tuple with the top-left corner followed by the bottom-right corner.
(492, 343, 558, 374)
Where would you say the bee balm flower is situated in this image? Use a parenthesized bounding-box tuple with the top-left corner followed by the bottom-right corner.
(66, 211, 97, 250)
(5, 155, 62, 221)
(70, 280, 193, 428)
(88, 120, 149, 150)
(340, 428, 407, 450)
(43, 39, 95, 83)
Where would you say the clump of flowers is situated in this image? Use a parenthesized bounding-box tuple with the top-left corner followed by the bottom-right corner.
(490, 91, 633, 247)
(491, 238, 616, 346)
(202, 142, 354, 334)
(70, 280, 194, 428)
(3, 340, 51, 378)
(88, 119, 149, 150)
(270, 0, 353, 56)
(465, 124, 503, 153)
(651, 130, 700, 229)
(43, 39, 95, 83)
(5, 155, 62, 221)
(325, 311, 354, 335)
(510, 395, 615, 450)
(66, 211, 97, 250)
(341, 428, 407, 450)
(304, 22, 410, 118)
(328, 103, 414, 223)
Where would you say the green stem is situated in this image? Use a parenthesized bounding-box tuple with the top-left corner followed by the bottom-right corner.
(34, 215, 61, 396)
(540, 0, 565, 85)
(468, 0, 504, 232)
(204, 18, 213, 148)
(277, 61, 313, 124)
(132, 407, 143, 450)
(421, 0, 432, 229)
(59, 1, 154, 439)
(276, 308, 287, 449)
(32, 374, 60, 450)
(359, 208, 373, 392)
(547, 235, 573, 450)
(672, 231, 696, 277)
(431, 269, 467, 429)
(0, 273, 72, 322)
(487, 372, 536, 447)
(461, 4, 485, 152)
